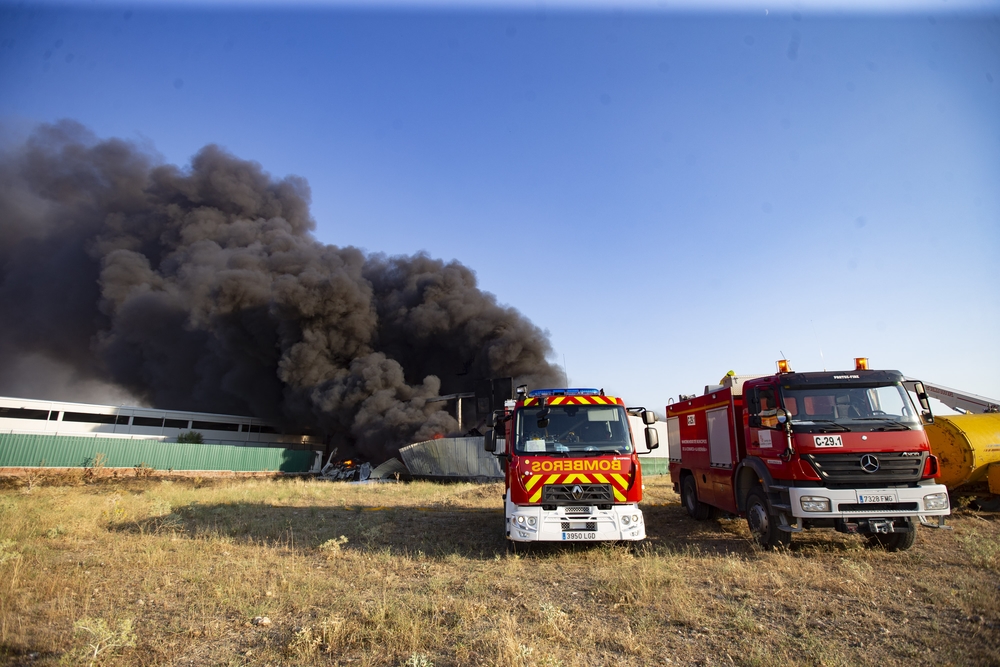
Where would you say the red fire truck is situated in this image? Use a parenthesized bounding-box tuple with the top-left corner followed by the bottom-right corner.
(667, 359, 950, 551)
(485, 386, 659, 550)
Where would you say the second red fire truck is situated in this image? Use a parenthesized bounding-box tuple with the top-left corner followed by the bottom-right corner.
(485, 386, 659, 550)
(667, 359, 951, 551)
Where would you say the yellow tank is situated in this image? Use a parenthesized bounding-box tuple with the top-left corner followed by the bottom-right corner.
(924, 414, 1000, 493)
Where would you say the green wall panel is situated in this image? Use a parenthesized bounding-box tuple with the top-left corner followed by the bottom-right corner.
(639, 457, 671, 476)
(0, 433, 316, 472)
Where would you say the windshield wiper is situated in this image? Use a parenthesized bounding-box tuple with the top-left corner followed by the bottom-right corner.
(853, 418, 911, 431)
(796, 420, 850, 432)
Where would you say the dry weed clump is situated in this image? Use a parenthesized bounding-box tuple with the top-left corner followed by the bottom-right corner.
(73, 617, 137, 663)
(0, 475, 998, 666)
(958, 526, 1000, 571)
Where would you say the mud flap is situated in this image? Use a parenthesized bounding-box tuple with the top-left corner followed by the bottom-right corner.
(777, 513, 803, 533)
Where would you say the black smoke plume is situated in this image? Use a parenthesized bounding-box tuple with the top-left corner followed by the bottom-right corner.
(0, 121, 563, 461)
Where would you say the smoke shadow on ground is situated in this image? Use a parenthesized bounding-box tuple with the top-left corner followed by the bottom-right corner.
(112, 497, 876, 559)
(641, 501, 879, 555)
(113, 502, 510, 559)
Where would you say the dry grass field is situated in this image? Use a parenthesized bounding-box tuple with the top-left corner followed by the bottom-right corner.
(0, 472, 998, 667)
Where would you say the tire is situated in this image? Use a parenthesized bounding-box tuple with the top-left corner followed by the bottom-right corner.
(865, 527, 916, 552)
(681, 475, 712, 521)
(745, 488, 791, 549)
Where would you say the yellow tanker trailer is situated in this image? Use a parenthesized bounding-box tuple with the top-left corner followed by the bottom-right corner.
(904, 380, 1000, 508)
(924, 414, 1000, 497)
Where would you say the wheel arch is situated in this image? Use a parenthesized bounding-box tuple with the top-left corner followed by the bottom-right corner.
(734, 458, 775, 513)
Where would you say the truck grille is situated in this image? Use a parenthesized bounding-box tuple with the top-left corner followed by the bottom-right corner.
(802, 452, 925, 488)
(561, 521, 597, 532)
(563, 506, 593, 515)
(837, 502, 919, 513)
(542, 484, 613, 503)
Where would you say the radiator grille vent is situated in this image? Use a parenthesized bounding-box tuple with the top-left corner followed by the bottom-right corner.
(837, 502, 919, 513)
(802, 452, 925, 488)
(542, 484, 613, 503)
(561, 521, 597, 532)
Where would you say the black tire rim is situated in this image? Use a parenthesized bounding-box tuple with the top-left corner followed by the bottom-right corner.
(748, 501, 769, 539)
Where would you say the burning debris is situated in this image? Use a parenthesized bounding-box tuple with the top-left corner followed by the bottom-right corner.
(319, 460, 370, 482)
(318, 450, 372, 482)
(0, 121, 564, 461)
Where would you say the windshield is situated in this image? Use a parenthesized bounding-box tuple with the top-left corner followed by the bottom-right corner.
(779, 382, 920, 431)
(514, 404, 634, 455)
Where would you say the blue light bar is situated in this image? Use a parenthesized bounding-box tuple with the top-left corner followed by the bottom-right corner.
(527, 388, 601, 397)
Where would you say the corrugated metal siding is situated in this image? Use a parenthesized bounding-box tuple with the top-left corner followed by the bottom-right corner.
(399, 437, 503, 479)
(0, 433, 315, 472)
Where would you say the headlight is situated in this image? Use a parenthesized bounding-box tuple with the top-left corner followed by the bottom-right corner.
(632, 514, 639, 523)
(516, 516, 526, 525)
(800, 496, 831, 512)
(923, 492, 949, 510)
(622, 515, 631, 525)
(527, 517, 536, 526)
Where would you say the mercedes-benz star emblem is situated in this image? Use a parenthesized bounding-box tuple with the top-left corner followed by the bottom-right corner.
(571, 484, 584, 500)
(860, 454, 880, 473)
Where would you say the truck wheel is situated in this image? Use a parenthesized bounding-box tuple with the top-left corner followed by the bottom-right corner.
(745, 488, 790, 549)
(865, 528, 916, 552)
(681, 475, 712, 521)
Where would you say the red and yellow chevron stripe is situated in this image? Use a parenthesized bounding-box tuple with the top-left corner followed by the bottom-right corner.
(523, 395, 623, 406)
(523, 471, 631, 503)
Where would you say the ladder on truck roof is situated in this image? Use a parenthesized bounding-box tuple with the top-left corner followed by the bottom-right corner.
(904, 379, 1000, 414)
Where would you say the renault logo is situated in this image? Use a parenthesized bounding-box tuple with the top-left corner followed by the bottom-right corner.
(860, 454, 880, 473)
(571, 485, 584, 500)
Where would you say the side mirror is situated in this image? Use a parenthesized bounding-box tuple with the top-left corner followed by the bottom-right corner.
(775, 408, 789, 424)
(484, 429, 496, 453)
(913, 382, 931, 411)
(645, 426, 659, 450)
(912, 382, 934, 424)
(642, 410, 656, 426)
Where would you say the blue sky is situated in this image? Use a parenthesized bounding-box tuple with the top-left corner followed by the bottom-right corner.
(1, 1, 998, 412)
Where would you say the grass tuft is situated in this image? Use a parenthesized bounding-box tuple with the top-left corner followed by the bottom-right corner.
(72, 617, 136, 663)
(958, 527, 1000, 571)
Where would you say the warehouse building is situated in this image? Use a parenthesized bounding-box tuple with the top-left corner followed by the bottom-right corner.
(0, 396, 323, 473)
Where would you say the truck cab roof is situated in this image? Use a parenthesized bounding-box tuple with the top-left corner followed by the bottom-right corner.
(762, 369, 907, 388)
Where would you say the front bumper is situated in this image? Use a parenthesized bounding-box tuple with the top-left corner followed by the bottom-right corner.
(788, 481, 950, 520)
(506, 500, 645, 543)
